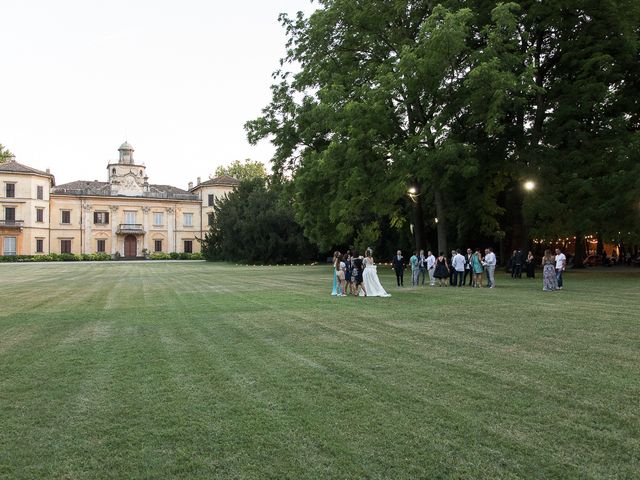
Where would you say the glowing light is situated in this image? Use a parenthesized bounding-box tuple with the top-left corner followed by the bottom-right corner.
(408, 187, 417, 195)
(524, 180, 536, 191)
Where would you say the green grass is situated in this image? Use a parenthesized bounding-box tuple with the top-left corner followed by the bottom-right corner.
(0, 263, 638, 479)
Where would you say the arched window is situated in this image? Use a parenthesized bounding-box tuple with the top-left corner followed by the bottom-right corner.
(112, 168, 116, 174)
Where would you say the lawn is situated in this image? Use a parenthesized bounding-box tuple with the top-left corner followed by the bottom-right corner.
(0, 262, 638, 479)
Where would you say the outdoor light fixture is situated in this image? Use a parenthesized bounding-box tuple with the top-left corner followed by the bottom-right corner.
(408, 187, 417, 195)
(524, 180, 536, 191)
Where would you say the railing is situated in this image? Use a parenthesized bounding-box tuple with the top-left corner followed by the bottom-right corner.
(117, 223, 145, 234)
(0, 220, 24, 228)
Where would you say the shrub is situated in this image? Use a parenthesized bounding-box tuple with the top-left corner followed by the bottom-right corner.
(149, 252, 171, 260)
(190, 252, 203, 260)
(169, 252, 180, 260)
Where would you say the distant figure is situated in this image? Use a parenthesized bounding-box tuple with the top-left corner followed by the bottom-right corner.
(463, 248, 474, 286)
(449, 249, 457, 286)
(513, 249, 524, 278)
(452, 249, 466, 287)
(418, 249, 427, 286)
(525, 251, 535, 278)
(410, 250, 420, 286)
(392, 250, 405, 287)
(485, 247, 497, 288)
(362, 249, 390, 297)
(471, 248, 484, 287)
(555, 248, 566, 290)
(434, 252, 450, 287)
(542, 249, 558, 292)
(344, 251, 353, 295)
(331, 251, 340, 296)
(426, 250, 436, 286)
(352, 253, 366, 297)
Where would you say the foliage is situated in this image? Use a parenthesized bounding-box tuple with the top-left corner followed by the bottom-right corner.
(214, 158, 268, 181)
(0, 143, 13, 162)
(247, 0, 640, 260)
(201, 178, 316, 263)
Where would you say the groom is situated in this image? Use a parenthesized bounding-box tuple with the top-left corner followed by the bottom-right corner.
(392, 250, 405, 286)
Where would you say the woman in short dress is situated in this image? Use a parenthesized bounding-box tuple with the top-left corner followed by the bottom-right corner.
(542, 249, 558, 292)
(343, 252, 353, 295)
(471, 248, 484, 287)
(434, 252, 450, 287)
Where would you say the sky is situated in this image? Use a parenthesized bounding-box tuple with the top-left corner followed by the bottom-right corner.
(1, 0, 318, 188)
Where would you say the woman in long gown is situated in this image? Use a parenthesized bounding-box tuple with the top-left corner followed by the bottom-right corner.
(331, 251, 340, 296)
(361, 250, 391, 297)
(542, 249, 558, 291)
(526, 251, 535, 278)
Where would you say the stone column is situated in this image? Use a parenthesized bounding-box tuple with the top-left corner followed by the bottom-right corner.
(82, 201, 92, 254)
(110, 206, 119, 255)
(141, 206, 150, 255)
(166, 206, 175, 253)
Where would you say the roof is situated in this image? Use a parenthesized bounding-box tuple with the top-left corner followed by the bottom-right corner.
(52, 180, 198, 200)
(0, 159, 55, 183)
(191, 175, 240, 191)
(119, 141, 133, 150)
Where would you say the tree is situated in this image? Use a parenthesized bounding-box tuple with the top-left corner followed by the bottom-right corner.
(0, 144, 13, 163)
(200, 178, 316, 264)
(214, 159, 268, 181)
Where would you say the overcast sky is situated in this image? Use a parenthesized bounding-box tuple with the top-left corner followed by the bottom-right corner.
(1, 0, 317, 188)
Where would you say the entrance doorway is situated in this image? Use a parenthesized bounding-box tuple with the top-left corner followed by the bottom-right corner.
(124, 235, 137, 257)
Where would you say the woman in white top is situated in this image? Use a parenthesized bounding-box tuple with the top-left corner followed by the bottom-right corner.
(361, 249, 391, 297)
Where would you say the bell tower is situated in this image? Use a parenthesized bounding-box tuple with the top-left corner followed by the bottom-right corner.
(118, 141, 135, 164)
(107, 141, 149, 196)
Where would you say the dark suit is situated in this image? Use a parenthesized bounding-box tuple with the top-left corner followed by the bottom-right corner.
(392, 255, 405, 286)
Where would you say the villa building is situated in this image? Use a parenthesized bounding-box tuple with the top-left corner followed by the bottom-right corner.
(0, 142, 239, 257)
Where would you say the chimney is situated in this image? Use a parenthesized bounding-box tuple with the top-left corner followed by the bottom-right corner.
(188, 181, 193, 189)
(46, 168, 50, 174)
(197, 177, 201, 185)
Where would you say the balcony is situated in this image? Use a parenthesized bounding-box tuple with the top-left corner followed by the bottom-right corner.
(116, 223, 145, 235)
(0, 220, 24, 229)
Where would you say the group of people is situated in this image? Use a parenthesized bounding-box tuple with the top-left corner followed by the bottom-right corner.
(331, 249, 391, 297)
(393, 248, 498, 288)
(392, 247, 567, 291)
(332, 246, 568, 296)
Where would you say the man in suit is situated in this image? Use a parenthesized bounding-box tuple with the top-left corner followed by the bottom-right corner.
(463, 248, 474, 286)
(392, 250, 405, 287)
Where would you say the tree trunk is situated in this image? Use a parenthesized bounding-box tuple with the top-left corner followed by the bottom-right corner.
(433, 184, 447, 255)
(596, 233, 603, 255)
(412, 196, 426, 252)
(574, 234, 586, 269)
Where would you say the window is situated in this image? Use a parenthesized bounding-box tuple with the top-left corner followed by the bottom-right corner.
(36, 238, 44, 253)
(97, 239, 106, 252)
(5, 183, 15, 198)
(37, 185, 44, 200)
(124, 211, 136, 225)
(61, 210, 71, 224)
(5, 207, 15, 221)
(154, 240, 162, 252)
(153, 212, 163, 226)
(60, 239, 72, 254)
(36, 208, 44, 223)
(3, 237, 16, 256)
(94, 211, 109, 224)
(183, 213, 193, 227)
(208, 212, 214, 226)
(184, 240, 193, 253)
(208, 194, 215, 207)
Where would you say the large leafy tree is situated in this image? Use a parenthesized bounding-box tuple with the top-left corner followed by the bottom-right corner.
(248, 0, 640, 259)
(201, 178, 316, 264)
(247, 1, 497, 254)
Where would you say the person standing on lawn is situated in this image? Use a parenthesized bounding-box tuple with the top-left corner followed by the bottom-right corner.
(485, 247, 497, 288)
(426, 250, 436, 286)
(555, 248, 566, 289)
(409, 250, 420, 286)
(392, 250, 405, 287)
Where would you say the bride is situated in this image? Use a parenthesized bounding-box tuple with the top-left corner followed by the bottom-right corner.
(361, 249, 391, 297)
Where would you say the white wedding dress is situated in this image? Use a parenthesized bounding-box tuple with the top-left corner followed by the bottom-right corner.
(361, 257, 391, 297)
